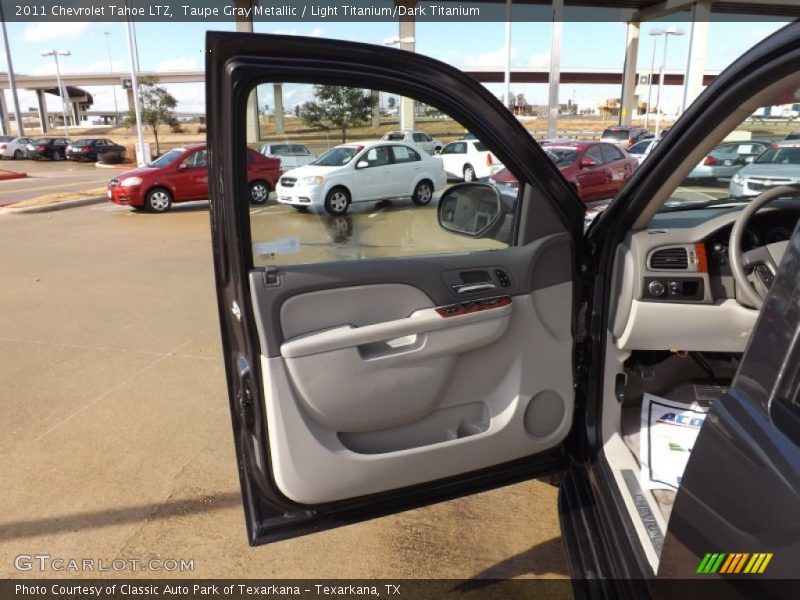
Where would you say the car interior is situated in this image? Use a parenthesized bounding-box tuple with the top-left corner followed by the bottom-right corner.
(599, 73, 800, 571)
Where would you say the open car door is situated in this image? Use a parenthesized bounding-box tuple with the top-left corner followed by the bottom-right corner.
(206, 31, 585, 545)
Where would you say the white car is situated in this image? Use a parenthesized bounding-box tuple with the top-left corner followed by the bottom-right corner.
(0, 136, 35, 159)
(258, 143, 316, 170)
(627, 138, 658, 164)
(380, 130, 442, 155)
(439, 139, 503, 182)
(276, 141, 446, 215)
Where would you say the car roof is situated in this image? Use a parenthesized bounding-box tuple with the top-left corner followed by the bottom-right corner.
(548, 139, 594, 148)
(340, 140, 394, 148)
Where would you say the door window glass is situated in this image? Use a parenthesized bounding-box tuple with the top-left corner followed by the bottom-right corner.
(585, 145, 605, 164)
(364, 146, 390, 167)
(391, 145, 420, 163)
(248, 82, 528, 267)
(601, 144, 624, 162)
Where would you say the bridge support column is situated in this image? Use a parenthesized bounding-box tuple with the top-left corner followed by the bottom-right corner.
(396, 0, 416, 131)
(0, 92, 8, 136)
(547, 0, 563, 139)
(681, 1, 711, 112)
(234, 0, 261, 143)
(372, 90, 381, 127)
(273, 84, 284, 136)
(71, 102, 81, 126)
(620, 21, 640, 126)
(126, 87, 135, 114)
(36, 89, 48, 133)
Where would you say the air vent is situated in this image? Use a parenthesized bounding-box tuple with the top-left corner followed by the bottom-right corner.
(650, 247, 689, 270)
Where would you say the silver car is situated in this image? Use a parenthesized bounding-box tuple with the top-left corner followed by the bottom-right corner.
(258, 143, 316, 170)
(729, 140, 800, 196)
(687, 140, 770, 182)
(380, 130, 442, 155)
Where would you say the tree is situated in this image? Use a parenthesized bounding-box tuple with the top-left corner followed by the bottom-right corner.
(299, 85, 377, 143)
(387, 96, 397, 110)
(128, 75, 178, 156)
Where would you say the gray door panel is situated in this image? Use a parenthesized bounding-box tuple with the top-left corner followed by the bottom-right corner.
(250, 232, 572, 357)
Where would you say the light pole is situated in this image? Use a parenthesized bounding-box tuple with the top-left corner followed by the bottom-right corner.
(103, 32, 120, 126)
(125, 19, 146, 165)
(654, 27, 684, 139)
(645, 29, 664, 131)
(40, 49, 71, 137)
(0, 2, 24, 136)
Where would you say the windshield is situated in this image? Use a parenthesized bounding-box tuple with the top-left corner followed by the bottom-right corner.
(73, 139, 92, 146)
(629, 140, 651, 154)
(547, 147, 580, 167)
(754, 144, 800, 165)
(32, 138, 53, 144)
(149, 149, 184, 168)
(602, 129, 629, 141)
(312, 146, 359, 166)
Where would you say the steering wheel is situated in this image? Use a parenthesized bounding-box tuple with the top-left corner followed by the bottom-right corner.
(729, 184, 800, 309)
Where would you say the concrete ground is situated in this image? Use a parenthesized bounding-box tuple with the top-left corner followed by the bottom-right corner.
(0, 201, 569, 581)
(0, 158, 124, 206)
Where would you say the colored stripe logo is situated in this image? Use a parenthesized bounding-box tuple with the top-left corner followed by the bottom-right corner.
(697, 552, 773, 574)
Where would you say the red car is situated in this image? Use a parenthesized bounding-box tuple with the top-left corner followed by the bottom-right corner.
(491, 140, 637, 203)
(107, 143, 281, 213)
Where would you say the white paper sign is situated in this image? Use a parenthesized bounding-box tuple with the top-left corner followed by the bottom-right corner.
(640, 393, 709, 491)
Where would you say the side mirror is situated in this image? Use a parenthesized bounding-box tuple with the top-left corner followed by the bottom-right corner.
(356, 160, 369, 169)
(177, 163, 189, 171)
(580, 158, 597, 169)
(437, 183, 503, 238)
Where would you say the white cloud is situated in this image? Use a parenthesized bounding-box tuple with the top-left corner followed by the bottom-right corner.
(155, 57, 201, 72)
(22, 22, 90, 43)
(528, 52, 549, 68)
(462, 47, 518, 68)
(162, 83, 206, 113)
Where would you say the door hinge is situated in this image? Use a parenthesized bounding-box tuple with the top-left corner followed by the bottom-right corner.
(235, 355, 254, 417)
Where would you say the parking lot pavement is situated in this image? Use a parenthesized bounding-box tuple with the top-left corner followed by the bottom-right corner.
(0, 202, 568, 580)
(0, 159, 120, 206)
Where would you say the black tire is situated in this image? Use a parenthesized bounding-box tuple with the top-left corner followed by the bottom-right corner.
(249, 180, 270, 205)
(324, 187, 350, 215)
(463, 164, 476, 182)
(52, 150, 61, 161)
(145, 187, 173, 213)
(13, 150, 22, 159)
(412, 180, 434, 206)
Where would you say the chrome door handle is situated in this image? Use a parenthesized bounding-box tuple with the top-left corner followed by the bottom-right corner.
(453, 282, 496, 294)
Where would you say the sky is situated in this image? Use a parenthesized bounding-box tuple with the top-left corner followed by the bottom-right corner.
(0, 17, 789, 120)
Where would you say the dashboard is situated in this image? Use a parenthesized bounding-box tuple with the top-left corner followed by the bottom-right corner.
(705, 208, 800, 269)
(611, 202, 800, 353)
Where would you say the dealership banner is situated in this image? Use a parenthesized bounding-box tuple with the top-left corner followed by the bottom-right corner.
(5, 579, 800, 599)
(0, 0, 796, 22)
